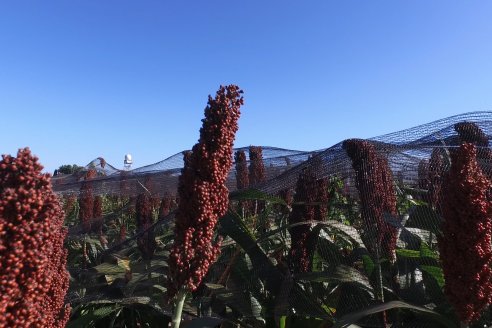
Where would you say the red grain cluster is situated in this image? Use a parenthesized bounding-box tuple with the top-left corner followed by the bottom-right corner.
(234, 150, 249, 190)
(248, 146, 266, 186)
(343, 139, 399, 262)
(438, 143, 492, 324)
(93, 195, 103, 232)
(455, 122, 492, 180)
(136, 178, 156, 260)
(417, 159, 429, 191)
(78, 169, 97, 232)
(63, 193, 77, 215)
(0, 148, 70, 327)
(158, 195, 174, 220)
(168, 85, 243, 298)
(427, 148, 447, 211)
(455, 122, 489, 146)
(288, 166, 329, 273)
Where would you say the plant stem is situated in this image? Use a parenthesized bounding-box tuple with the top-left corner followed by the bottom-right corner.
(460, 322, 469, 328)
(171, 289, 187, 328)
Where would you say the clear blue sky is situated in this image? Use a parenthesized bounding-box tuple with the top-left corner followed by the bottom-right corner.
(2, 1, 492, 173)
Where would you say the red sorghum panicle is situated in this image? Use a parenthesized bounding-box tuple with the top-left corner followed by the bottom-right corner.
(93, 195, 103, 232)
(158, 195, 173, 220)
(234, 150, 249, 190)
(417, 159, 430, 190)
(136, 178, 156, 260)
(168, 85, 243, 298)
(248, 146, 266, 186)
(277, 188, 294, 218)
(63, 193, 77, 215)
(97, 157, 106, 169)
(455, 122, 489, 146)
(438, 143, 492, 324)
(0, 148, 70, 328)
(343, 139, 399, 262)
(428, 148, 447, 211)
(93, 196, 102, 218)
(288, 167, 329, 273)
(79, 169, 97, 232)
(455, 122, 492, 180)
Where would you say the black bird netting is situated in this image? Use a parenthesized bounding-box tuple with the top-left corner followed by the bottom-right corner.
(53, 111, 492, 327)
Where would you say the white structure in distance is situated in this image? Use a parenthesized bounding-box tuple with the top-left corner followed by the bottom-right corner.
(124, 154, 133, 170)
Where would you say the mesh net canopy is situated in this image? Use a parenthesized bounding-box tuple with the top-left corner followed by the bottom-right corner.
(53, 111, 492, 327)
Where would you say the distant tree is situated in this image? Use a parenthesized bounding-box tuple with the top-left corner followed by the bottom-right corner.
(56, 164, 84, 175)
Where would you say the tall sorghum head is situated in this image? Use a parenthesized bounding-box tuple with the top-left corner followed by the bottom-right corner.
(79, 169, 97, 232)
(158, 194, 173, 220)
(234, 150, 249, 190)
(249, 146, 266, 186)
(438, 143, 492, 323)
(455, 122, 492, 179)
(417, 159, 430, 190)
(428, 148, 447, 211)
(455, 122, 489, 146)
(343, 139, 398, 262)
(288, 166, 329, 273)
(63, 193, 77, 215)
(168, 85, 243, 298)
(0, 148, 70, 327)
(136, 177, 157, 260)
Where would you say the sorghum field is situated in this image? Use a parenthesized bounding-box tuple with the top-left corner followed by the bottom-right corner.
(3, 86, 492, 328)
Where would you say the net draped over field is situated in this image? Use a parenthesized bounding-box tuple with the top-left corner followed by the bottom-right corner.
(53, 112, 492, 198)
(54, 112, 492, 327)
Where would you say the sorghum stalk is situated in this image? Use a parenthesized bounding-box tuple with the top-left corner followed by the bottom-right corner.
(0, 148, 70, 327)
(168, 85, 243, 328)
(343, 139, 397, 328)
(438, 143, 492, 324)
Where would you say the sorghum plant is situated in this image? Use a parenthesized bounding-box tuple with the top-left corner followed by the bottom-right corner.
(248, 146, 265, 186)
(288, 166, 329, 273)
(417, 159, 430, 191)
(93, 195, 103, 232)
(136, 178, 157, 260)
(79, 169, 97, 232)
(0, 148, 70, 328)
(63, 193, 77, 215)
(438, 143, 492, 324)
(234, 150, 249, 190)
(428, 148, 447, 211)
(455, 122, 492, 180)
(158, 194, 173, 220)
(343, 139, 399, 262)
(455, 122, 489, 146)
(168, 85, 243, 328)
